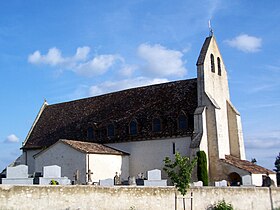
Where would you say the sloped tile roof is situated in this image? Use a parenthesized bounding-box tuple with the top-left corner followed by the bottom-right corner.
(222, 155, 275, 174)
(60, 139, 128, 155)
(23, 78, 197, 149)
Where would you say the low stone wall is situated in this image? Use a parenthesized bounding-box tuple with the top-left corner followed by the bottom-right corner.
(0, 185, 279, 210)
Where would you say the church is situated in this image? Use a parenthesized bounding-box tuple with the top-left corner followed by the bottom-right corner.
(19, 34, 276, 186)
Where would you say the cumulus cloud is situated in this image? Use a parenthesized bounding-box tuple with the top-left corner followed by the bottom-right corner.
(137, 43, 186, 77)
(28, 46, 121, 77)
(75, 54, 122, 77)
(89, 77, 169, 96)
(224, 34, 262, 53)
(5, 134, 19, 143)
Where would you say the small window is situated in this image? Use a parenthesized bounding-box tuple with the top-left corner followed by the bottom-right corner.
(217, 57, 221, 76)
(172, 142, 176, 154)
(152, 118, 161, 132)
(210, 54, 215, 73)
(87, 127, 94, 140)
(129, 120, 138, 135)
(178, 114, 188, 130)
(107, 124, 115, 137)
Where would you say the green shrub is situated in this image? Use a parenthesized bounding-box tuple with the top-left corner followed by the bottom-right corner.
(213, 199, 233, 210)
(50, 179, 59, 185)
(197, 150, 208, 186)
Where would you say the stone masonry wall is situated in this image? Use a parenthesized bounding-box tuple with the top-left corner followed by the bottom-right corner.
(0, 185, 279, 210)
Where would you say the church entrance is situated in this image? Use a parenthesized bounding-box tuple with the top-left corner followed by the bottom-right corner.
(228, 172, 242, 186)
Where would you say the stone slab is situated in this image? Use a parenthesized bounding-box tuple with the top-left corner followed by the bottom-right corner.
(144, 180, 167, 186)
(193, 181, 203, 187)
(39, 177, 71, 185)
(1, 178, 33, 185)
(147, 169, 161, 181)
(99, 178, 114, 187)
(6, 165, 28, 179)
(43, 165, 61, 178)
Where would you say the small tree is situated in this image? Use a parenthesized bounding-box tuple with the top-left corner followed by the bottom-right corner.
(197, 151, 208, 186)
(274, 152, 280, 186)
(163, 152, 197, 210)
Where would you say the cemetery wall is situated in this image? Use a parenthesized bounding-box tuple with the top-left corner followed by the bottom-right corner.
(0, 185, 279, 210)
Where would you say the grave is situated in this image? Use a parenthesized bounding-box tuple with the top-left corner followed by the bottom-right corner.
(214, 180, 227, 187)
(39, 165, 71, 185)
(144, 169, 167, 186)
(1, 165, 33, 185)
(192, 181, 203, 187)
(99, 178, 114, 186)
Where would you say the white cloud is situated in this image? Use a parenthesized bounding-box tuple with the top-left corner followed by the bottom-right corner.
(28, 47, 64, 66)
(28, 46, 122, 77)
(89, 77, 169, 96)
(224, 34, 262, 53)
(75, 54, 122, 77)
(137, 43, 186, 77)
(5, 134, 19, 143)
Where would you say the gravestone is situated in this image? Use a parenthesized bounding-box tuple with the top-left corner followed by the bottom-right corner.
(128, 176, 136, 186)
(215, 180, 227, 187)
(242, 175, 252, 186)
(2, 165, 33, 185)
(39, 165, 71, 185)
(99, 178, 114, 186)
(144, 169, 167, 186)
(192, 181, 203, 187)
(114, 172, 121, 185)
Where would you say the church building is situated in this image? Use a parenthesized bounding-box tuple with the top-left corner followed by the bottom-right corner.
(19, 34, 276, 186)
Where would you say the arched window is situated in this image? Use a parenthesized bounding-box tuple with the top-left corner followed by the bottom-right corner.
(129, 120, 138, 135)
(210, 54, 215, 73)
(107, 124, 115, 137)
(178, 114, 188, 130)
(217, 57, 221, 76)
(87, 127, 94, 140)
(152, 118, 161, 132)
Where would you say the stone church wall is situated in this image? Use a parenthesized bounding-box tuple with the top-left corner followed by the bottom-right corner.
(0, 185, 279, 210)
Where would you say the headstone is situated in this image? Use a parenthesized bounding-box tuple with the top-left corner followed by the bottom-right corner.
(99, 178, 114, 186)
(242, 175, 252, 186)
(86, 169, 93, 184)
(2, 165, 33, 185)
(147, 169, 161, 181)
(193, 181, 203, 187)
(144, 169, 167, 187)
(215, 180, 227, 187)
(129, 176, 136, 186)
(43, 165, 61, 178)
(6, 165, 28, 179)
(220, 180, 227, 187)
(39, 165, 70, 185)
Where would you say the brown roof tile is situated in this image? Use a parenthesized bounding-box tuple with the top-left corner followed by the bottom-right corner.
(60, 139, 128, 155)
(222, 155, 275, 174)
(23, 78, 197, 149)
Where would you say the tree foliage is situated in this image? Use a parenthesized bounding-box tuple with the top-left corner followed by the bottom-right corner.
(213, 199, 234, 210)
(197, 150, 208, 186)
(163, 152, 197, 196)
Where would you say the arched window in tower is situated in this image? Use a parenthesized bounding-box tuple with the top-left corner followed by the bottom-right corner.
(129, 120, 138, 135)
(178, 114, 188, 130)
(87, 127, 94, 140)
(152, 118, 161, 133)
(210, 54, 215, 73)
(107, 124, 115, 137)
(217, 57, 221, 76)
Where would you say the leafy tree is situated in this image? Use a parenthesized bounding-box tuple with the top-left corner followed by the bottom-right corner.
(274, 152, 280, 186)
(163, 152, 197, 210)
(197, 151, 208, 186)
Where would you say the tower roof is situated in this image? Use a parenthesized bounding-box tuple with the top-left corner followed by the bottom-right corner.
(196, 36, 213, 66)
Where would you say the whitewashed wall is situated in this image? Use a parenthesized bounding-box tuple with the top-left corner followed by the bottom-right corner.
(88, 154, 129, 182)
(106, 137, 191, 179)
(23, 149, 41, 174)
(34, 142, 86, 183)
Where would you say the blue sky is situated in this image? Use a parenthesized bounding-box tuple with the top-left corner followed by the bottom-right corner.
(0, 0, 279, 171)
